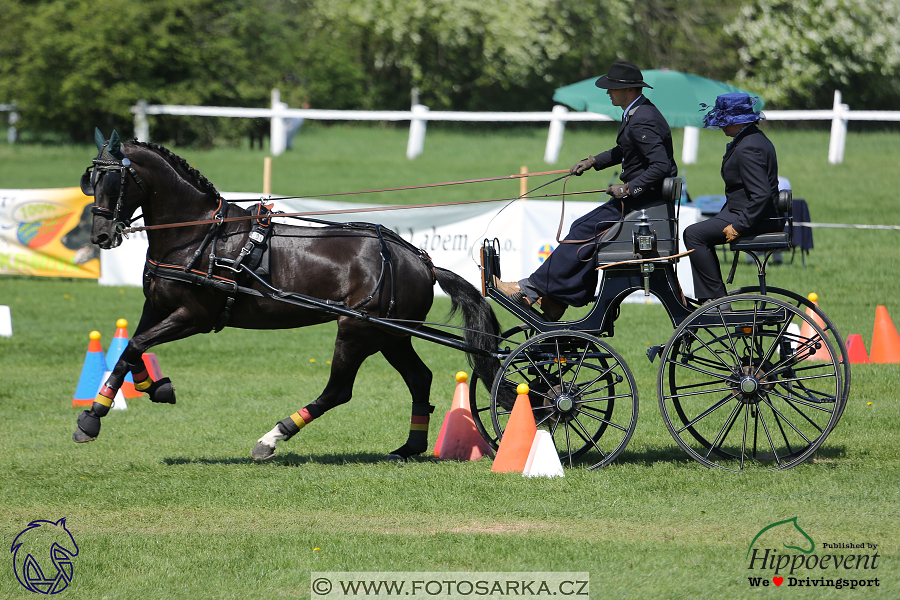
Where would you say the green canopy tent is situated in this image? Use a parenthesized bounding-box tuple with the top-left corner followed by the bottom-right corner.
(552, 69, 764, 128)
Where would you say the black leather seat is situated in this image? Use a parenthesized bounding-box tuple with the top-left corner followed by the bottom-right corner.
(595, 177, 683, 265)
(729, 190, 793, 253)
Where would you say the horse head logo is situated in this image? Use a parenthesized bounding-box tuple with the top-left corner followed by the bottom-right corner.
(747, 516, 815, 559)
(10, 518, 79, 594)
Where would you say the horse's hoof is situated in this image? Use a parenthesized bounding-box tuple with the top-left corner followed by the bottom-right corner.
(383, 453, 407, 463)
(251, 442, 276, 461)
(147, 378, 176, 404)
(72, 429, 96, 443)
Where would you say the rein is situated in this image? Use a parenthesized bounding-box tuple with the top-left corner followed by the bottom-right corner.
(120, 177, 609, 234)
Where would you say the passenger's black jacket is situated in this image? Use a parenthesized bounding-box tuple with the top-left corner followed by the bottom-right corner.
(718, 123, 780, 234)
(591, 96, 678, 199)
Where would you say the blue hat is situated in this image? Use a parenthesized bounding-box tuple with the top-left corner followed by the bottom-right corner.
(701, 93, 764, 129)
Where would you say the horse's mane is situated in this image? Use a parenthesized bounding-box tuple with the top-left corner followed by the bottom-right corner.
(130, 140, 220, 198)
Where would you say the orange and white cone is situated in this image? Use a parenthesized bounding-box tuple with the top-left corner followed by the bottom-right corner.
(799, 293, 828, 361)
(491, 384, 538, 473)
(438, 372, 494, 461)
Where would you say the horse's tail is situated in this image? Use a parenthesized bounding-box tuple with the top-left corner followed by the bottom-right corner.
(433, 267, 500, 391)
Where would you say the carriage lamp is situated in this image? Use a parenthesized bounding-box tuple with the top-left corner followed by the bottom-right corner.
(633, 209, 657, 254)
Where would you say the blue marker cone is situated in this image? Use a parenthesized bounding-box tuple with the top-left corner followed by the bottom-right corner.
(73, 331, 106, 407)
(107, 318, 140, 398)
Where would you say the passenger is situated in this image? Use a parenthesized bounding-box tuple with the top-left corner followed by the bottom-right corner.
(494, 61, 678, 320)
(683, 93, 784, 303)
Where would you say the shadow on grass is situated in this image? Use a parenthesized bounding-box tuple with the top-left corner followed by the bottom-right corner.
(598, 443, 847, 469)
(162, 444, 847, 469)
(162, 451, 422, 467)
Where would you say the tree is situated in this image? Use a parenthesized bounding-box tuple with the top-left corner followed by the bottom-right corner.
(727, 0, 900, 109)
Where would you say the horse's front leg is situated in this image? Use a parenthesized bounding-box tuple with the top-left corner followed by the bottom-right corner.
(73, 302, 202, 443)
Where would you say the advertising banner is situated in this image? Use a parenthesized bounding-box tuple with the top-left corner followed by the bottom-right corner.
(0, 187, 100, 279)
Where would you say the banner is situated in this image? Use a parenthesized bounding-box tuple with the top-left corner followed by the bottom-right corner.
(0, 188, 100, 279)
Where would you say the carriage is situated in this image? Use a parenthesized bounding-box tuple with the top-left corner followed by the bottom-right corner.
(79, 130, 849, 472)
(475, 177, 850, 472)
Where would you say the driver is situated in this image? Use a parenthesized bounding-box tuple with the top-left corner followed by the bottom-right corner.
(494, 61, 677, 320)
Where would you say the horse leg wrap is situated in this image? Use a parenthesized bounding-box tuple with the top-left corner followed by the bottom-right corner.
(278, 408, 316, 441)
(389, 403, 435, 459)
(145, 378, 176, 404)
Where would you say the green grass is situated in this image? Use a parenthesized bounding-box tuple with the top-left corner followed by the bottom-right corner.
(2, 126, 900, 599)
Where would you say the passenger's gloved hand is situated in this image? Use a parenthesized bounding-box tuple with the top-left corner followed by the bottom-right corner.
(608, 183, 629, 198)
(570, 156, 596, 176)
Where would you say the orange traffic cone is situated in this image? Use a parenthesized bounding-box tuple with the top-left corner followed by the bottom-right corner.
(799, 293, 828, 361)
(107, 319, 142, 398)
(491, 384, 537, 473)
(845, 334, 870, 364)
(142, 353, 164, 380)
(438, 372, 495, 461)
(73, 331, 106, 407)
(870, 306, 900, 364)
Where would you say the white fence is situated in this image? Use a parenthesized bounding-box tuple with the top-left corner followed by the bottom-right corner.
(131, 90, 900, 165)
(0, 104, 18, 144)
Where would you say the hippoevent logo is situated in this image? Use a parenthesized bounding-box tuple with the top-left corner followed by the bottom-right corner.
(746, 517, 880, 590)
(10, 518, 79, 594)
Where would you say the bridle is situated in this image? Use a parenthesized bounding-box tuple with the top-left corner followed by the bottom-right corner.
(81, 142, 146, 244)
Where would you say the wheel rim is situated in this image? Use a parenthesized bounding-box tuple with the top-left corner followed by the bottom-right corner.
(658, 295, 842, 471)
(727, 286, 851, 418)
(491, 331, 638, 469)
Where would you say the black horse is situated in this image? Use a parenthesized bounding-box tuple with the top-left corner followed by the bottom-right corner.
(76, 129, 500, 460)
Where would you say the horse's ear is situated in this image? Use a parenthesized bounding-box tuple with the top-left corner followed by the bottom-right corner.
(108, 130, 124, 159)
(94, 127, 106, 152)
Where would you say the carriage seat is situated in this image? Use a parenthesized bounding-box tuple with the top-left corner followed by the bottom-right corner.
(595, 177, 682, 265)
(728, 190, 793, 253)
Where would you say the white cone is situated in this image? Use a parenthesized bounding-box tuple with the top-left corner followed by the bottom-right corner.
(523, 431, 564, 478)
(98, 372, 128, 410)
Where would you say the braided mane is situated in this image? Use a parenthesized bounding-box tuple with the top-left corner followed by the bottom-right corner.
(130, 140, 220, 197)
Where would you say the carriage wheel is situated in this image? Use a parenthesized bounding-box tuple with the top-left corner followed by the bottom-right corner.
(727, 286, 851, 418)
(658, 295, 843, 471)
(469, 324, 534, 449)
(490, 331, 638, 470)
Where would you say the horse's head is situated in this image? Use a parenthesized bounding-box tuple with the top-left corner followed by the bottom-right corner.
(81, 128, 146, 249)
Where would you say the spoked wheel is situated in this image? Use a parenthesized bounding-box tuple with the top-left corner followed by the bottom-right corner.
(658, 295, 843, 471)
(490, 331, 638, 470)
(727, 286, 851, 418)
(470, 324, 534, 450)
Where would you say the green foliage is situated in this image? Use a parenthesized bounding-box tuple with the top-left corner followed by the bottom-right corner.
(0, 0, 309, 145)
(729, 0, 900, 109)
(2, 0, 899, 145)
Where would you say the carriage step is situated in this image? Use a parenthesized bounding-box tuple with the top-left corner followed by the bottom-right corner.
(688, 307, 789, 328)
(647, 345, 664, 363)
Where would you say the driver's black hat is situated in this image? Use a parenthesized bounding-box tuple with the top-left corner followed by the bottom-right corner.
(595, 61, 652, 90)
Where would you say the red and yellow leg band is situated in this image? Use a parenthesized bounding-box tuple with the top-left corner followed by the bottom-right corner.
(288, 407, 315, 430)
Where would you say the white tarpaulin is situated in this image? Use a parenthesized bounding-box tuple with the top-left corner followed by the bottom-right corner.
(99, 194, 699, 302)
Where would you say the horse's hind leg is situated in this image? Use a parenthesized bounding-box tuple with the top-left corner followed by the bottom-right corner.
(252, 323, 377, 460)
(380, 337, 434, 460)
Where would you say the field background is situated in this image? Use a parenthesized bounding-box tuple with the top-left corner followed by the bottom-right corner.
(1, 124, 899, 599)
